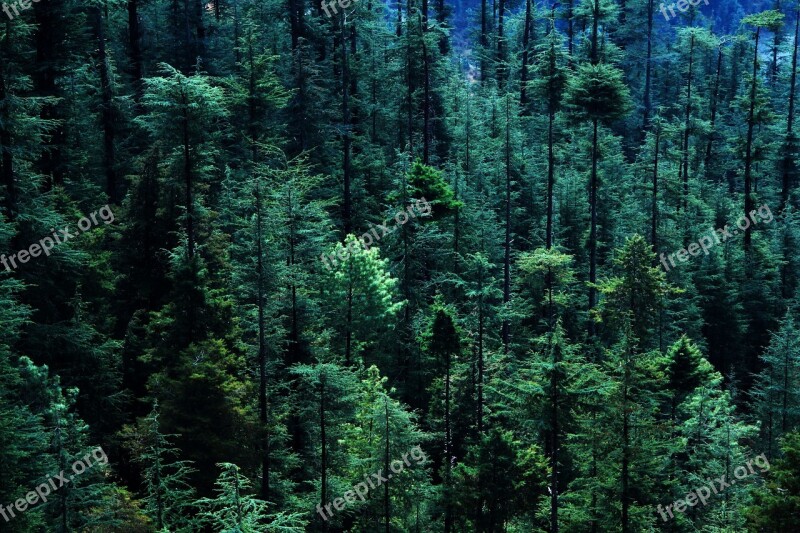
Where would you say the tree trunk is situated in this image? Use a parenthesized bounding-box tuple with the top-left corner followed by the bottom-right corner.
(567, 0, 574, 63)
(651, 125, 661, 248)
(422, 36, 432, 164)
(93, 5, 117, 203)
(591, 0, 599, 64)
(444, 350, 453, 532)
(547, 106, 555, 249)
(772, 0, 782, 84)
(744, 28, 761, 258)
(782, 8, 799, 211)
(783, 337, 790, 433)
(341, 12, 352, 234)
(384, 399, 391, 533)
(681, 33, 695, 212)
(346, 267, 353, 365)
(319, 373, 328, 531)
(497, 0, 506, 85)
(705, 45, 723, 177)
(436, 0, 448, 53)
(642, 0, 653, 131)
(181, 88, 194, 259)
(255, 181, 270, 500)
(550, 339, 560, 533)
(621, 357, 630, 533)
(502, 96, 511, 352)
(0, 62, 14, 217)
(128, 0, 143, 100)
(481, 0, 488, 80)
(588, 119, 599, 335)
(520, 0, 533, 110)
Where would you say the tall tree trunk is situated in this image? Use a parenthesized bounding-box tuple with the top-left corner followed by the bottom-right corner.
(546, 106, 555, 249)
(444, 349, 453, 532)
(477, 261, 485, 436)
(642, 0, 653, 131)
(773, 0, 782, 84)
(422, 36, 432, 164)
(35, 2, 64, 190)
(288, 189, 300, 364)
(591, 0, 599, 64)
(341, 12, 352, 233)
(590, 409, 598, 533)
(397, 0, 403, 36)
(520, 0, 533, 111)
(567, 0, 574, 63)
(475, 261, 485, 531)
(319, 373, 328, 531)
(621, 356, 631, 533)
(550, 339, 560, 533)
(154, 434, 164, 528)
(588, 119, 599, 336)
(680, 33, 695, 212)
(481, 0, 488, 80)
(0, 60, 14, 217)
(384, 399, 391, 533)
(346, 268, 353, 364)
(744, 27, 761, 258)
(705, 45, 724, 177)
(651, 125, 661, 248)
(255, 179, 270, 500)
(181, 89, 194, 259)
(502, 96, 511, 352)
(781, 9, 799, 300)
(406, 33, 414, 154)
(782, 7, 799, 211)
(194, 0, 205, 60)
(783, 337, 790, 433)
(93, 5, 117, 203)
(436, 0, 449, 53)
(128, 0, 143, 101)
(497, 0, 506, 85)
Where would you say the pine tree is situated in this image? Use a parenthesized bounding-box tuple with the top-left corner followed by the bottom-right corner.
(121, 403, 196, 531)
(751, 314, 800, 460)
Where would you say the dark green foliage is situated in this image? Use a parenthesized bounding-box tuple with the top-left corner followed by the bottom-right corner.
(401, 160, 463, 220)
(0, 0, 799, 530)
(746, 430, 800, 531)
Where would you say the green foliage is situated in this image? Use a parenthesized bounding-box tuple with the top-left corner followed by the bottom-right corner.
(2, 0, 800, 531)
(750, 314, 800, 459)
(593, 234, 673, 346)
(741, 10, 785, 31)
(196, 463, 306, 532)
(747, 430, 800, 531)
(320, 235, 405, 365)
(402, 160, 462, 220)
(120, 403, 197, 531)
(565, 63, 632, 123)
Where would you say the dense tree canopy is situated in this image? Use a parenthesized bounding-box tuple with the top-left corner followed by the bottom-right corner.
(0, 0, 798, 530)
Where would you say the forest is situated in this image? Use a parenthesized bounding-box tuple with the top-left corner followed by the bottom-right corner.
(1, 0, 800, 529)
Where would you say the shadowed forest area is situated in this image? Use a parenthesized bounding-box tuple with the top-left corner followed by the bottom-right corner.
(1, 0, 800, 530)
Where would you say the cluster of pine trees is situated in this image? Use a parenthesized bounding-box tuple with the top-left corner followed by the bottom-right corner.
(1, 0, 800, 529)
